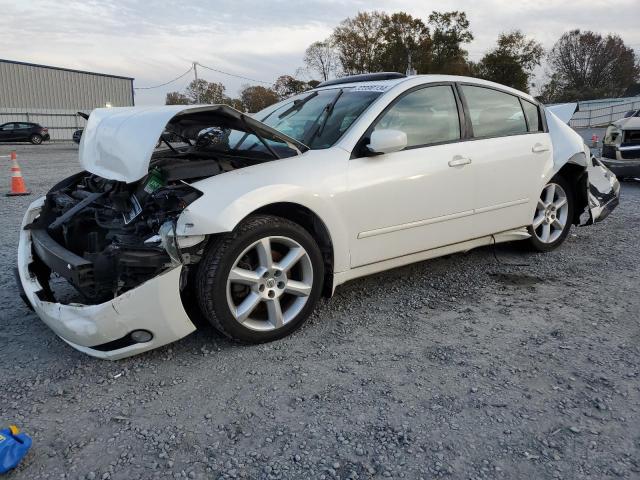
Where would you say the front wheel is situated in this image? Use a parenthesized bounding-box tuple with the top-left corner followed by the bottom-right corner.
(527, 176, 574, 252)
(196, 215, 324, 343)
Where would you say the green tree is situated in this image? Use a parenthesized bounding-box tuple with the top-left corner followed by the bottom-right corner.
(331, 11, 388, 75)
(273, 75, 309, 99)
(541, 30, 639, 102)
(379, 12, 431, 74)
(475, 31, 544, 92)
(185, 79, 228, 104)
(240, 85, 280, 112)
(428, 11, 473, 74)
(165, 91, 190, 105)
(225, 97, 245, 111)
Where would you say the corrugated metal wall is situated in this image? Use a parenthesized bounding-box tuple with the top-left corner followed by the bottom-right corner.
(0, 60, 133, 109)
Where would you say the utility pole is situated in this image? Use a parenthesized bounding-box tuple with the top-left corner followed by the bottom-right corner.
(406, 51, 416, 76)
(193, 61, 200, 104)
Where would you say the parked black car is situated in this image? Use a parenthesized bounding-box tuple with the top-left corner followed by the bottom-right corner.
(0, 122, 50, 144)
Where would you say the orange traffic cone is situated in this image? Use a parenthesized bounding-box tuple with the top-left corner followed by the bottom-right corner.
(6, 151, 30, 196)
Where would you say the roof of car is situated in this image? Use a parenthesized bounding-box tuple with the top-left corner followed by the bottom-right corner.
(615, 117, 640, 129)
(313, 74, 537, 102)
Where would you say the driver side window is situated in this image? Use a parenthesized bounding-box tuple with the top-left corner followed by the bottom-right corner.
(374, 85, 461, 149)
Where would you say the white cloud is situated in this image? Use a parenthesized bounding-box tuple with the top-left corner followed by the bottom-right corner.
(1, 0, 638, 104)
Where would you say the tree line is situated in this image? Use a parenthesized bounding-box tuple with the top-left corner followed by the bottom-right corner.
(166, 10, 639, 110)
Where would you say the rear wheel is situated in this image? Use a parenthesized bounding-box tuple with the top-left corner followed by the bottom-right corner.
(30, 134, 43, 145)
(527, 176, 573, 252)
(196, 215, 324, 343)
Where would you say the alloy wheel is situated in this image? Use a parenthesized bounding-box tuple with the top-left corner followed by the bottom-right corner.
(532, 183, 569, 244)
(225, 236, 314, 332)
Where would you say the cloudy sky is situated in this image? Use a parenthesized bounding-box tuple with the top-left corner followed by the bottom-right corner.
(1, 0, 638, 105)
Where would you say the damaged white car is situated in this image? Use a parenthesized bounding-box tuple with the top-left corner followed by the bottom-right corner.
(16, 73, 620, 359)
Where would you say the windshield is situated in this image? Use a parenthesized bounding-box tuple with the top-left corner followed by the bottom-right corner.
(257, 88, 383, 149)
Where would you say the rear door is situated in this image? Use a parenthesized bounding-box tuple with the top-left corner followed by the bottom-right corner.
(458, 84, 552, 236)
(15, 123, 33, 141)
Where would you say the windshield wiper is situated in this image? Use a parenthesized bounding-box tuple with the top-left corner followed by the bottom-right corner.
(304, 89, 343, 146)
(277, 91, 319, 119)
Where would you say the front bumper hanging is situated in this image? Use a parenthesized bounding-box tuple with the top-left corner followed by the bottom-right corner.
(16, 197, 197, 360)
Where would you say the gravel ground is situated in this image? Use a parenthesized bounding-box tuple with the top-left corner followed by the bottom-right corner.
(1, 143, 639, 480)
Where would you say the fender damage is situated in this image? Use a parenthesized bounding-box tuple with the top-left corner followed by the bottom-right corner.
(16, 106, 306, 359)
(545, 105, 620, 226)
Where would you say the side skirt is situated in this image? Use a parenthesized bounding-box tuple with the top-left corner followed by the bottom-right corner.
(331, 227, 530, 293)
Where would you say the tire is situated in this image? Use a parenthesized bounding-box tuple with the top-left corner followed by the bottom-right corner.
(196, 214, 324, 343)
(30, 134, 43, 145)
(527, 175, 574, 252)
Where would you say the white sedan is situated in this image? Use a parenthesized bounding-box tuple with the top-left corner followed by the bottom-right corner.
(16, 73, 620, 359)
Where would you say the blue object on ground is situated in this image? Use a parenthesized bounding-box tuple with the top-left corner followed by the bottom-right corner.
(0, 426, 32, 474)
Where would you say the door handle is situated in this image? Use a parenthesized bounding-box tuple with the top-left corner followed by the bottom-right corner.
(532, 144, 550, 153)
(448, 156, 472, 167)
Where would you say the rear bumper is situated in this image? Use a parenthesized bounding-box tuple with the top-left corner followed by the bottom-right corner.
(17, 197, 197, 360)
(600, 158, 640, 178)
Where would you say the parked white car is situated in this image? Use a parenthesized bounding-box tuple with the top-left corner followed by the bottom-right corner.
(16, 73, 620, 359)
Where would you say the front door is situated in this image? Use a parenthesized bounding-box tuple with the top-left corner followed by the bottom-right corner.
(0, 123, 18, 141)
(346, 85, 476, 268)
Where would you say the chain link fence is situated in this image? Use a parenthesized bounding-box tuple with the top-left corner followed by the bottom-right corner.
(569, 99, 640, 128)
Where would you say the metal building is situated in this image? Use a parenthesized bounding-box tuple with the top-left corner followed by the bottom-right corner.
(0, 59, 134, 140)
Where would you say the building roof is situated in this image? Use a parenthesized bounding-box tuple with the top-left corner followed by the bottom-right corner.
(0, 58, 134, 81)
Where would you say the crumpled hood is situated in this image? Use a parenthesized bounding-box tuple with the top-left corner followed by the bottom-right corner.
(79, 105, 307, 183)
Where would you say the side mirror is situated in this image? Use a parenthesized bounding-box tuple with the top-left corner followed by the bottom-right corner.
(367, 129, 407, 154)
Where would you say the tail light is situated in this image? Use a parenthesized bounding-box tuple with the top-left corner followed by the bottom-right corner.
(42, 128, 49, 133)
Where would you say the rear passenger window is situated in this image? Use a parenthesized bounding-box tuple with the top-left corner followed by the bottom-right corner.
(521, 100, 542, 132)
(461, 85, 527, 137)
(374, 85, 460, 148)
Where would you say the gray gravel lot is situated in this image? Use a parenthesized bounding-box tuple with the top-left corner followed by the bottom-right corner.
(1, 143, 639, 480)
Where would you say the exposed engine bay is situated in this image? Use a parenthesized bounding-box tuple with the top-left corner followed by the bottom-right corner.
(28, 164, 205, 304)
(26, 107, 305, 304)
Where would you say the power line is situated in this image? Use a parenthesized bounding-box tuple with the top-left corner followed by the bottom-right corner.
(196, 62, 272, 85)
(134, 66, 194, 90)
(134, 62, 273, 92)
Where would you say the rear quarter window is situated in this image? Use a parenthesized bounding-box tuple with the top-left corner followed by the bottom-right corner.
(521, 100, 543, 132)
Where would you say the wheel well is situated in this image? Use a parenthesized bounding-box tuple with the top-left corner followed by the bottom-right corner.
(555, 162, 589, 225)
(251, 203, 335, 297)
